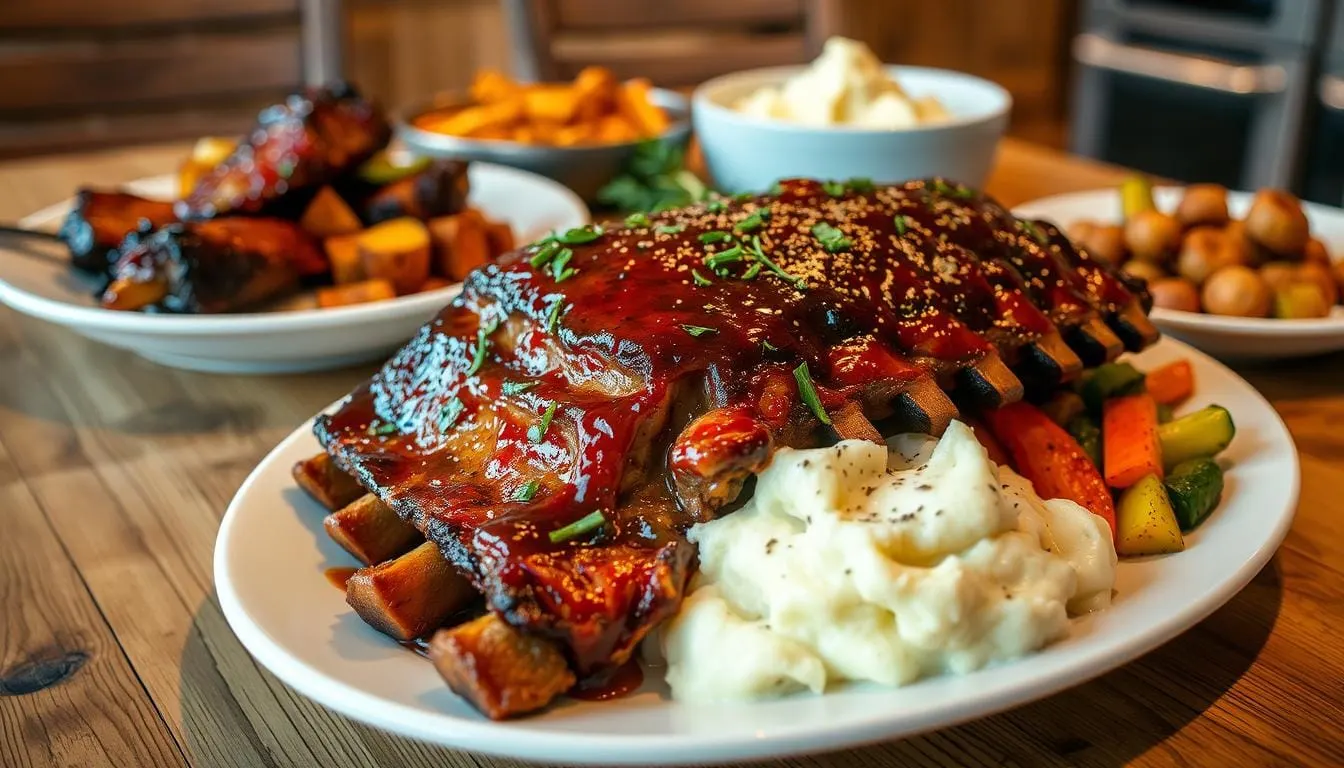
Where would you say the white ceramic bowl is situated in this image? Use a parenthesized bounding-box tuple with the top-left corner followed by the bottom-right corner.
(692, 65, 1011, 194)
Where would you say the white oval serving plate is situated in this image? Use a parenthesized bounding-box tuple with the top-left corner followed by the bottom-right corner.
(0, 164, 587, 374)
(214, 337, 1297, 765)
(1014, 187, 1344, 360)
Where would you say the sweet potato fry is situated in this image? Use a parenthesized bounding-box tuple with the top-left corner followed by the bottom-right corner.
(616, 78, 670, 136)
(357, 218, 432, 294)
(316, 279, 397, 308)
(324, 233, 365, 284)
(300, 186, 363, 239)
(427, 210, 490, 280)
(324, 494, 423, 566)
(292, 453, 365, 510)
(420, 98, 524, 137)
(523, 85, 581, 124)
(594, 114, 640, 143)
(469, 68, 520, 104)
(429, 613, 576, 720)
(346, 541, 477, 641)
(573, 66, 618, 124)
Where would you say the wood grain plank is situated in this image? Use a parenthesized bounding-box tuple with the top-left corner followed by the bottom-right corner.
(0, 433, 184, 767)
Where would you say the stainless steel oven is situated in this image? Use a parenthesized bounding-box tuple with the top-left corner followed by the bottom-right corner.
(1069, 0, 1329, 192)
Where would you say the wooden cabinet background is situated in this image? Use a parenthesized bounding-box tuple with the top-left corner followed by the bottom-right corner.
(346, 0, 1073, 147)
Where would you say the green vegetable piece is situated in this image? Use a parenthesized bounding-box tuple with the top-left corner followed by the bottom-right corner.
(625, 212, 651, 228)
(1164, 458, 1224, 531)
(548, 510, 607, 544)
(1081, 362, 1146, 413)
(698, 231, 732, 244)
(556, 225, 603, 245)
(811, 221, 852, 253)
(691, 269, 713, 286)
(1120, 175, 1156, 220)
(681, 324, 716, 337)
(357, 151, 431, 185)
(1158, 405, 1235, 470)
(527, 402, 558, 443)
(793, 362, 831, 426)
(513, 480, 540, 502)
(1157, 402, 1174, 424)
(1067, 416, 1102, 469)
(438, 397, 464, 429)
(1115, 474, 1185, 557)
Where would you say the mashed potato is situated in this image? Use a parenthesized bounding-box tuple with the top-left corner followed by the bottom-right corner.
(736, 37, 951, 128)
(661, 421, 1116, 703)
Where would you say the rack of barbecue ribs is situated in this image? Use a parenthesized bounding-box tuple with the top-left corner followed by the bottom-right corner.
(100, 219, 327, 313)
(176, 83, 391, 221)
(293, 177, 1160, 720)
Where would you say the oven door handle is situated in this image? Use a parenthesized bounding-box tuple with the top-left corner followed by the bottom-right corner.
(1320, 75, 1344, 111)
(1072, 33, 1287, 95)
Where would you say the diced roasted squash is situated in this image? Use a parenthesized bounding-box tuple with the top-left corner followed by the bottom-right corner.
(484, 220, 515, 257)
(178, 136, 238, 197)
(316, 279, 397, 308)
(357, 218, 432, 294)
(345, 541, 477, 641)
(428, 211, 491, 280)
(418, 276, 454, 293)
(324, 494, 423, 566)
(292, 453, 365, 511)
(300, 186, 364, 239)
(1115, 474, 1185, 556)
(428, 613, 576, 720)
(325, 233, 365, 285)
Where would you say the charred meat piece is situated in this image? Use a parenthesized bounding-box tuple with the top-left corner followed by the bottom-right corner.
(100, 219, 326, 313)
(361, 160, 470, 225)
(57, 189, 176, 275)
(293, 453, 366, 511)
(429, 614, 576, 720)
(345, 540, 477, 640)
(313, 178, 1158, 717)
(325, 494, 424, 565)
(177, 83, 391, 220)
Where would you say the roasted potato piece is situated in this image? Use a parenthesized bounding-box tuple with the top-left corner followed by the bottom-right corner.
(1149, 276, 1201, 313)
(1124, 210, 1182, 264)
(1297, 261, 1339, 306)
(1076, 223, 1127, 265)
(324, 494, 423, 566)
(616, 78, 670, 137)
(1245, 189, 1310, 257)
(1121, 260, 1166, 283)
(362, 160, 470, 225)
(346, 541, 477, 641)
(316, 279, 398, 308)
(1274, 282, 1332, 319)
(428, 613, 576, 720)
(293, 453, 365, 510)
(1177, 226, 1243, 285)
(1201, 265, 1270, 317)
(484, 220, 515, 256)
(1303, 237, 1331, 266)
(1259, 261, 1301, 294)
(428, 210, 491, 280)
(300, 187, 364, 239)
(357, 218, 432, 294)
(1175, 183, 1230, 227)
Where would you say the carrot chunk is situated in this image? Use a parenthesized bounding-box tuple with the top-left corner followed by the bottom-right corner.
(1103, 393, 1164, 488)
(1145, 360, 1194, 406)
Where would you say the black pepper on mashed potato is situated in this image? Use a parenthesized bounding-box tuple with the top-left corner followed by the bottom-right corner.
(658, 421, 1116, 703)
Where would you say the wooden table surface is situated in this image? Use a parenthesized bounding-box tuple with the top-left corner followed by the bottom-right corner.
(1, 139, 1341, 768)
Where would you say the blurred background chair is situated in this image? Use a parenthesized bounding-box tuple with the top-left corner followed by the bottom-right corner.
(0, 0, 343, 159)
(501, 0, 841, 87)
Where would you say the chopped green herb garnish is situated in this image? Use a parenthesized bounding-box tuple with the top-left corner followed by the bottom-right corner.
(768, 181, 784, 195)
(367, 421, 398, 436)
(894, 215, 909, 235)
(466, 319, 499, 375)
(747, 235, 806, 289)
(681, 324, 717, 337)
(625, 212, 651, 228)
(704, 244, 744, 269)
(692, 268, 713, 286)
(548, 510, 607, 544)
(501, 381, 538, 396)
(513, 480, 540, 502)
(656, 224, 685, 235)
(811, 221, 852, 253)
(742, 263, 763, 280)
(529, 240, 561, 268)
(551, 248, 576, 281)
(822, 179, 846, 196)
(762, 340, 779, 353)
(1019, 219, 1049, 245)
(706, 199, 727, 213)
(734, 209, 767, 234)
(527, 402, 558, 443)
(793, 362, 832, 426)
(932, 179, 974, 199)
(847, 177, 875, 192)
(545, 300, 567, 333)
(438, 397, 464, 429)
(556, 225, 603, 244)
(734, 192, 755, 202)
(698, 231, 732, 245)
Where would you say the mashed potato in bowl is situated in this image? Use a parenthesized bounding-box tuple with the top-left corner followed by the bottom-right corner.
(736, 37, 952, 129)
(660, 421, 1116, 703)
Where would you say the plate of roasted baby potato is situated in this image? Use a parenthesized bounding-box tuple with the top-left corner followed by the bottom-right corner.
(0, 84, 588, 374)
(1016, 179, 1344, 359)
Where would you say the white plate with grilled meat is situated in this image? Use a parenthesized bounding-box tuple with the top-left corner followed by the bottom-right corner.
(215, 337, 1297, 765)
(0, 165, 587, 374)
(1014, 187, 1344, 360)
